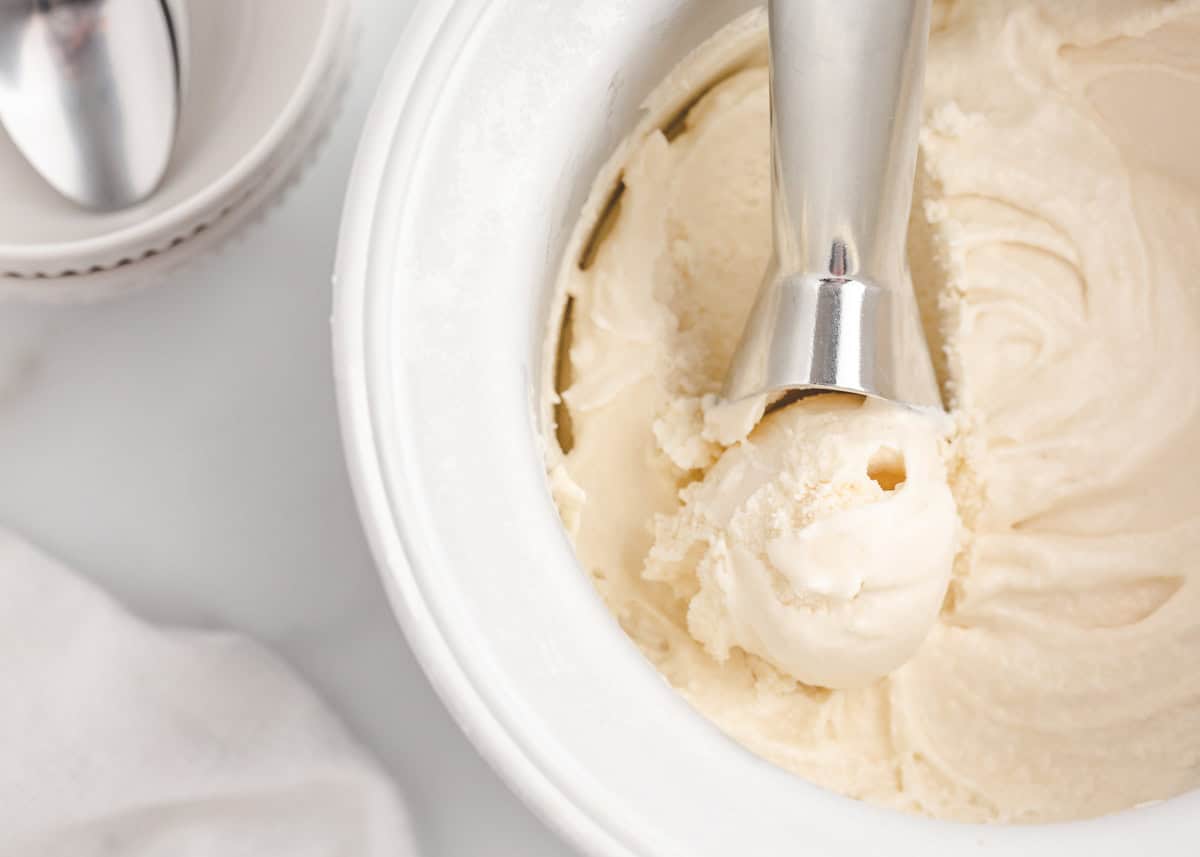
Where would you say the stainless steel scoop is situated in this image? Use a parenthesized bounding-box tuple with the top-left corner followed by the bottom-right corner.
(723, 0, 941, 412)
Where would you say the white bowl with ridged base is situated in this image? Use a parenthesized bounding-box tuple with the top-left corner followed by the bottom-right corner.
(0, 0, 352, 301)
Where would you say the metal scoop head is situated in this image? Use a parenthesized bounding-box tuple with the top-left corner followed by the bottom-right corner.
(723, 0, 941, 412)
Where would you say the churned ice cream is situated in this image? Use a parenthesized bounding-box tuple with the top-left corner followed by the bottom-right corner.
(648, 395, 959, 689)
(543, 0, 1200, 823)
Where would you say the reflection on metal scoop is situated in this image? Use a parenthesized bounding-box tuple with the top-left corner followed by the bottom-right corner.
(723, 0, 942, 413)
(0, 0, 182, 211)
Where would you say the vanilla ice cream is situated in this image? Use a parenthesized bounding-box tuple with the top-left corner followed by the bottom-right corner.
(648, 395, 958, 689)
(544, 0, 1200, 823)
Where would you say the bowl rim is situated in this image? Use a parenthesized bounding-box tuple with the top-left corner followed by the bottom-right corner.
(333, 6, 637, 852)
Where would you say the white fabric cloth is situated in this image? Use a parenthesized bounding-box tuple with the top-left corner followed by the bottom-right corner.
(0, 530, 415, 857)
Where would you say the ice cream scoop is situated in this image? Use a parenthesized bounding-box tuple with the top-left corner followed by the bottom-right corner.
(723, 0, 941, 412)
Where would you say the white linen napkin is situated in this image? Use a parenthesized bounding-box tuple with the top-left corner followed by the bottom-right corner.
(0, 529, 416, 857)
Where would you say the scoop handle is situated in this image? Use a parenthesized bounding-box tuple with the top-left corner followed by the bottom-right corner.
(767, 0, 930, 287)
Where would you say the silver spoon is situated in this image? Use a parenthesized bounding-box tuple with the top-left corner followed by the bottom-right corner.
(723, 0, 941, 413)
(0, 0, 183, 211)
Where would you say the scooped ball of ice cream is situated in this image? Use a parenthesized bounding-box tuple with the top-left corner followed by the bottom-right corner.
(646, 394, 959, 689)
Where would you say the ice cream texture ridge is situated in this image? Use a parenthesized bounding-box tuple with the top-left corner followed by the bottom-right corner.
(543, 0, 1200, 824)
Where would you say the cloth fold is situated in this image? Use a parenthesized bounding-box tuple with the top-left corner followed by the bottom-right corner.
(0, 530, 414, 857)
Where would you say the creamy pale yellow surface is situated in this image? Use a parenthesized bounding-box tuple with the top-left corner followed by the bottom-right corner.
(649, 396, 960, 690)
(545, 0, 1200, 823)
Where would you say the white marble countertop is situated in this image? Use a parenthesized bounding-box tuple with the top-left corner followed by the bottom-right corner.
(0, 1, 572, 854)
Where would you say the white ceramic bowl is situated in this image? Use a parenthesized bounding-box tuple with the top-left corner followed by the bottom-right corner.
(333, 2, 1198, 854)
(0, 0, 351, 300)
